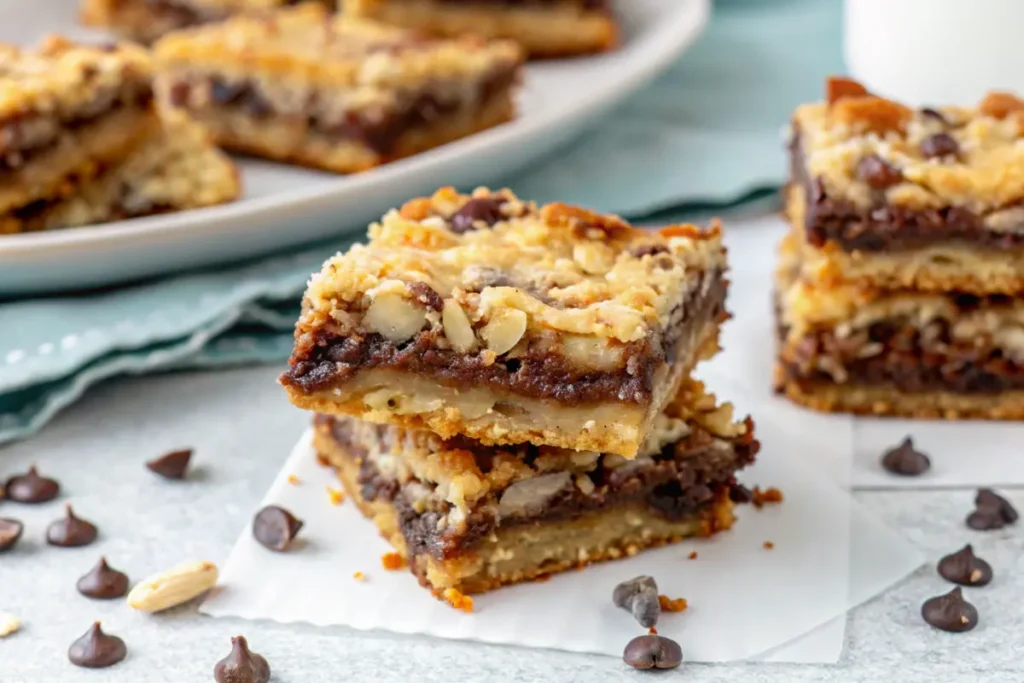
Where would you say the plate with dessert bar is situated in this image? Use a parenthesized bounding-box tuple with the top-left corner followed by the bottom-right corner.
(0, 0, 709, 296)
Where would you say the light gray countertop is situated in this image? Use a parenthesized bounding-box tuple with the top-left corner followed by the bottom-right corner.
(1, 366, 1022, 682)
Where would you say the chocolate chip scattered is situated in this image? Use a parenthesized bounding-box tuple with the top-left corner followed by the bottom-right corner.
(252, 505, 304, 552)
(0, 518, 24, 552)
(77, 557, 130, 599)
(921, 587, 978, 632)
(146, 448, 192, 479)
(450, 197, 504, 233)
(880, 437, 931, 476)
(623, 634, 683, 670)
(937, 545, 992, 587)
(966, 488, 1018, 530)
(5, 466, 60, 503)
(729, 483, 753, 503)
(919, 132, 959, 159)
(856, 154, 903, 189)
(46, 505, 98, 547)
(406, 281, 444, 311)
(612, 575, 660, 628)
(920, 107, 948, 125)
(68, 622, 127, 668)
(214, 636, 270, 683)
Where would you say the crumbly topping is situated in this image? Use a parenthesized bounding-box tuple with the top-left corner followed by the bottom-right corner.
(0, 35, 152, 121)
(794, 76, 1024, 215)
(154, 5, 524, 88)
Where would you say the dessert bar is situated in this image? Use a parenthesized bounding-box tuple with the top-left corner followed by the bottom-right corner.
(281, 187, 728, 457)
(81, 0, 331, 44)
(313, 379, 758, 594)
(1, 112, 240, 234)
(344, 0, 618, 58)
(0, 36, 156, 219)
(154, 6, 524, 173)
(788, 77, 1024, 295)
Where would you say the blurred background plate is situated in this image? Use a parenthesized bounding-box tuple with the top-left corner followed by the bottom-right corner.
(0, 0, 709, 296)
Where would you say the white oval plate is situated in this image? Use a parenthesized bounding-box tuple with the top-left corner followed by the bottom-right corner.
(0, 0, 709, 296)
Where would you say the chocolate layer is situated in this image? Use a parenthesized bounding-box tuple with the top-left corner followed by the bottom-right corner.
(790, 124, 1024, 252)
(283, 271, 725, 406)
(323, 414, 756, 560)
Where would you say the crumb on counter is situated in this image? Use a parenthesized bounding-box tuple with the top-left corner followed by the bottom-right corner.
(763, 541, 775, 550)
(287, 474, 300, 485)
(315, 453, 330, 468)
(752, 486, 784, 509)
(442, 587, 474, 613)
(327, 486, 345, 505)
(353, 571, 367, 581)
(648, 626, 658, 635)
(658, 595, 689, 613)
(381, 552, 407, 570)
(688, 551, 698, 560)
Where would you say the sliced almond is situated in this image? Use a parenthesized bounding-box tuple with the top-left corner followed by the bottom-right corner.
(126, 560, 218, 613)
(572, 242, 616, 275)
(0, 613, 20, 638)
(442, 299, 477, 353)
(480, 309, 527, 355)
(826, 75, 869, 105)
(363, 292, 426, 343)
(832, 96, 912, 134)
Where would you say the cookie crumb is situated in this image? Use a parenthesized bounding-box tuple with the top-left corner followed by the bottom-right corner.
(315, 454, 330, 468)
(442, 588, 474, 613)
(381, 552, 407, 570)
(353, 571, 367, 582)
(287, 475, 300, 485)
(687, 551, 698, 560)
(763, 541, 775, 550)
(647, 626, 658, 635)
(326, 487, 345, 506)
(0, 613, 20, 638)
(658, 595, 688, 613)
(752, 487, 784, 509)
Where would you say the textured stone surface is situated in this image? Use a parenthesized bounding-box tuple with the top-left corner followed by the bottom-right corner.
(0, 366, 1021, 682)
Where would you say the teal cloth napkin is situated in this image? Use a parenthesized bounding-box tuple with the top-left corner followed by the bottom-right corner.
(0, 0, 843, 444)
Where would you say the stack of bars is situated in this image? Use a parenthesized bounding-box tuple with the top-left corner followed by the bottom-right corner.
(282, 187, 760, 599)
(0, 36, 239, 234)
(777, 76, 1024, 419)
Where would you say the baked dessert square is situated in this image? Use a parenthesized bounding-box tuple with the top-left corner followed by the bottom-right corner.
(1, 111, 240, 234)
(344, 0, 618, 58)
(153, 6, 524, 173)
(788, 76, 1024, 295)
(313, 379, 758, 595)
(774, 232, 1024, 420)
(81, 0, 331, 44)
(281, 186, 728, 458)
(0, 36, 156, 219)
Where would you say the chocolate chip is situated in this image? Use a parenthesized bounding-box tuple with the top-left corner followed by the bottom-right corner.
(856, 154, 903, 189)
(967, 488, 1018, 530)
(406, 281, 444, 312)
(77, 557, 130, 599)
(920, 132, 959, 159)
(920, 107, 948, 125)
(5, 466, 60, 503)
(612, 575, 660, 628)
(210, 78, 246, 105)
(450, 197, 505, 233)
(937, 545, 992, 587)
(628, 244, 668, 259)
(46, 504, 98, 547)
(146, 449, 192, 479)
(729, 484, 753, 503)
(168, 81, 191, 107)
(68, 622, 127, 668)
(0, 518, 24, 552)
(252, 505, 304, 552)
(214, 635, 270, 683)
(880, 437, 931, 476)
(622, 634, 683, 670)
(921, 587, 978, 633)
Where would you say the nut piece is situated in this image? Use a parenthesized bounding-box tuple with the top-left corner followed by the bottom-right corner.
(363, 292, 426, 343)
(832, 96, 912, 134)
(572, 242, 616, 275)
(978, 91, 1024, 119)
(826, 75, 869, 105)
(480, 309, 527, 355)
(0, 613, 20, 638)
(441, 299, 477, 353)
(127, 560, 218, 613)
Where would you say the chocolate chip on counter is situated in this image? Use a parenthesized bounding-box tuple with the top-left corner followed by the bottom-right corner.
(146, 448, 193, 479)
(46, 505, 98, 547)
(77, 557, 130, 599)
(919, 132, 959, 159)
(937, 545, 993, 587)
(880, 437, 931, 476)
(450, 197, 505, 233)
(252, 505, 304, 552)
(921, 587, 978, 633)
(405, 281, 444, 311)
(612, 575, 660, 628)
(214, 636, 270, 683)
(5, 466, 60, 503)
(68, 622, 127, 669)
(856, 154, 903, 189)
(728, 483, 753, 504)
(966, 488, 1018, 530)
(623, 634, 683, 670)
(0, 518, 24, 552)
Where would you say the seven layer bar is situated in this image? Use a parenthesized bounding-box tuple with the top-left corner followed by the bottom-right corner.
(777, 77, 1024, 419)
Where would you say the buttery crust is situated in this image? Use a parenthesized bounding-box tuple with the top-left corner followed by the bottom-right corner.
(344, 0, 618, 58)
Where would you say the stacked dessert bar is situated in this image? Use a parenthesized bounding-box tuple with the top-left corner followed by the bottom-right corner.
(344, 0, 618, 57)
(776, 76, 1024, 419)
(283, 187, 759, 596)
(153, 5, 524, 174)
(0, 36, 239, 234)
